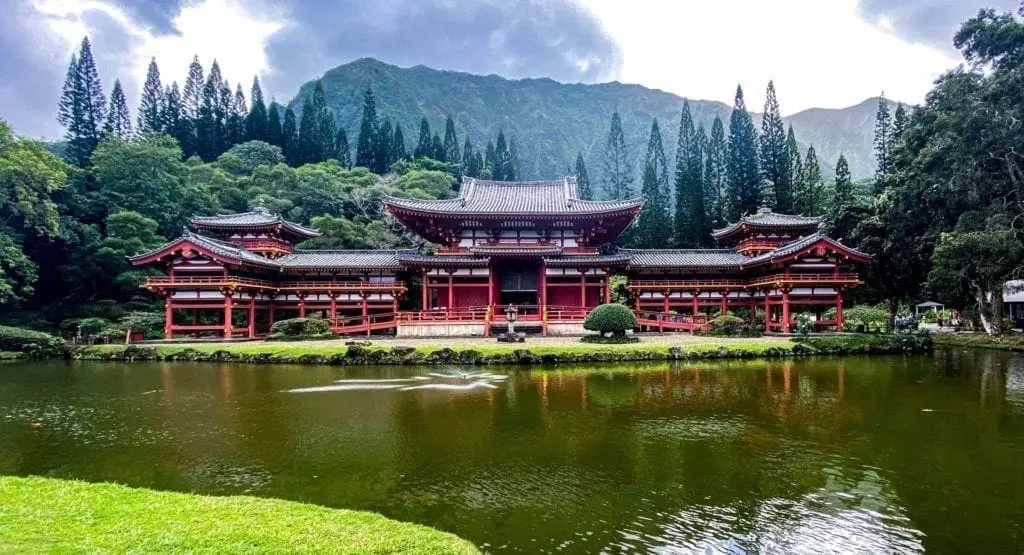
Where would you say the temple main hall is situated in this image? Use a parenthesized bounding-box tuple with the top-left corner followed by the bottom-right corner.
(131, 176, 868, 338)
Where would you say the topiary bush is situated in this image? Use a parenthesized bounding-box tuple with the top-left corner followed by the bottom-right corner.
(0, 326, 65, 358)
(583, 304, 637, 337)
(699, 315, 761, 337)
(269, 318, 331, 339)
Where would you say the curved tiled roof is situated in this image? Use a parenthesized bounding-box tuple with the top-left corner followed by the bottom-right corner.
(129, 230, 279, 268)
(712, 208, 822, 239)
(276, 250, 411, 270)
(543, 254, 631, 267)
(623, 249, 750, 269)
(744, 232, 870, 265)
(396, 254, 489, 268)
(469, 243, 563, 256)
(191, 207, 321, 238)
(383, 176, 643, 216)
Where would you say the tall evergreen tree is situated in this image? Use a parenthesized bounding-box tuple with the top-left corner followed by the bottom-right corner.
(296, 80, 335, 164)
(873, 94, 892, 189)
(391, 124, 407, 164)
(59, 38, 106, 165)
(266, 103, 283, 148)
(494, 131, 510, 180)
(226, 83, 247, 146)
(138, 57, 162, 134)
(892, 102, 909, 146)
(786, 125, 806, 212)
(296, 96, 316, 165)
(803, 146, 823, 215)
(103, 79, 133, 138)
(484, 141, 497, 178)
(182, 55, 203, 122)
(160, 83, 190, 149)
(674, 100, 701, 245)
(217, 78, 233, 152)
(414, 118, 432, 159)
(601, 111, 632, 199)
(282, 107, 299, 165)
(245, 76, 268, 142)
(726, 85, 761, 220)
(431, 133, 445, 163)
(759, 80, 791, 211)
(689, 125, 710, 245)
(508, 135, 520, 181)
(375, 118, 393, 171)
(833, 154, 853, 210)
(196, 60, 224, 160)
(335, 128, 351, 168)
(462, 138, 474, 174)
(468, 151, 484, 178)
(355, 88, 378, 169)
(634, 120, 672, 247)
(442, 116, 460, 164)
(575, 153, 591, 200)
(704, 115, 728, 228)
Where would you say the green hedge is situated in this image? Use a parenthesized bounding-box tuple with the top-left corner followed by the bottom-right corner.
(269, 318, 331, 338)
(580, 334, 639, 344)
(0, 326, 65, 358)
(583, 304, 637, 337)
(699, 314, 760, 337)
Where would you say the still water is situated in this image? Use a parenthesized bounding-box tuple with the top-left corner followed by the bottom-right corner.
(2, 349, 1023, 552)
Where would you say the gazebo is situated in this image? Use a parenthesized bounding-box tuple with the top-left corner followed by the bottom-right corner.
(915, 301, 944, 316)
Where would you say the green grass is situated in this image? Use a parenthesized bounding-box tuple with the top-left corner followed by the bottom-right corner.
(932, 332, 1024, 352)
(0, 476, 478, 553)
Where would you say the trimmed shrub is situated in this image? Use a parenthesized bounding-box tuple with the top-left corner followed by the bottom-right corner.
(0, 326, 65, 358)
(796, 313, 813, 336)
(583, 304, 637, 337)
(269, 318, 331, 338)
(700, 315, 760, 337)
(78, 317, 110, 338)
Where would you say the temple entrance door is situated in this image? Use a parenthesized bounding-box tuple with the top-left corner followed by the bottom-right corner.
(497, 260, 539, 307)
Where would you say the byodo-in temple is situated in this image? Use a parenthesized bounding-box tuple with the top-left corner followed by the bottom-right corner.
(130, 176, 869, 338)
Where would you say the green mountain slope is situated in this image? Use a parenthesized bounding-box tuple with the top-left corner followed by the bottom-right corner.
(290, 58, 891, 185)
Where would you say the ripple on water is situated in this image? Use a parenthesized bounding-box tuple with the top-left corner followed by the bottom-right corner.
(634, 415, 748, 443)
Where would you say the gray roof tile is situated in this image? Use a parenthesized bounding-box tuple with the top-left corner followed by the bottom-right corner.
(277, 250, 409, 270)
(191, 207, 320, 238)
(712, 208, 822, 239)
(383, 177, 643, 216)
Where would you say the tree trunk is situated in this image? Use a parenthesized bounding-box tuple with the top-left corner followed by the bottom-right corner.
(974, 283, 1003, 335)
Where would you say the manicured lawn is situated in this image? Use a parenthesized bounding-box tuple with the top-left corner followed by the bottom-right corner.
(932, 332, 1024, 351)
(0, 476, 478, 553)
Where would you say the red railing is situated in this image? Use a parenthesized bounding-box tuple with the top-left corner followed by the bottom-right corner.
(146, 276, 275, 288)
(634, 311, 709, 332)
(397, 308, 491, 322)
(144, 276, 405, 292)
(627, 279, 747, 289)
(747, 273, 861, 287)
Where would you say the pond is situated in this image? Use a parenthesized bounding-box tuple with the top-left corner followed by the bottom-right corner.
(2, 349, 1023, 552)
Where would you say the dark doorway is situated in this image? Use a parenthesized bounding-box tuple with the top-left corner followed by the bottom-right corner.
(498, 260, 539, 306)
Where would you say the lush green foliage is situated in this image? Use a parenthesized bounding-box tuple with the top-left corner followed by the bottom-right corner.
(0, 325, 64, 357)
(270, 317, 331, 338)
(584, 304, 638, 337)
(580, 334, 640, 344)
(699, 314, 760, 337)
(840, 305, 891, 332)
(794, 332, 932, 354)
(0, 476, 478, 553)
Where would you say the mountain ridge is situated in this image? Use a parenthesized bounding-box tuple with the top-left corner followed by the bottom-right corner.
(289, 57, 896, 182)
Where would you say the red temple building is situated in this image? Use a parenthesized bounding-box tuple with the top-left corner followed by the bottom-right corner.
(131, 176, 868, 339)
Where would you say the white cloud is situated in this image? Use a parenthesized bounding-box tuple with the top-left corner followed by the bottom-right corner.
(580, 0, 959, 113)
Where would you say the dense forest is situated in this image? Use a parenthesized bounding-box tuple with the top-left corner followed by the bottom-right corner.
(2, 6, 1023, 334)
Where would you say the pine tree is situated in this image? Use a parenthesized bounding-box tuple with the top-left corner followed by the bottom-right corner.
(296, 96, 316, 165)
(160, 83, 190, 149)
(282, 107, 299, 165)
(601, 111, 632, 199)
(182, 55, 203, 121)
(689, 125, 709, 245)
(391, 124, 407, 164)
(873, 94, 892, 190)
(245, 76, 268, 142)
(226, 83, 247, 147)
(786, 125, 807, 212)
(103, 79, 133, 138)
(442, 116, 460, 164)
(355, 88, 377, 169)
(462, 138, 474, 174)
(674, 100, 698, 245)
(59, 38, 106, 165)
(494, 131, 510, 180)
(196, 60, 223, 160)
(266, 103, 283, 148)
(375, 118, 393, 172)
(335, 128, 351, 168)
(138, 58, 162, 134)
(468, 152, 484, 178)
(803, 146, 823, 215)
(634, 120, 672, 247)
(484, 141, 497, 178)
(508, 135, 520, 180)
(314, 82, 337, 162)
(759, 81, 791, 211)
(833, 154, 853, 210)
(414, 118, 432, 159)
(704, 115, 728, 228)
(217, 78, 233, 153)
(431, 133, 445, 163)
(726, 85, 761, 220)
(575, 153, 591, 199)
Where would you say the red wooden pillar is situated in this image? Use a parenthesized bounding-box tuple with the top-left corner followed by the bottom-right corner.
(836, 288, 845, 332)
(422, 270, 429, 310)
(579, 271, 586, 307)
(223, 293, 233, 339)
(539, 264, 547, 309)
(329, 295, 338, 328)
(447, 271, 454, 311)
(164, 295, 173, 340)
(691, 291, 700, 335)
(298, 295, 306, 318)
(764, 289, 771, 331)
(720, 290, 728, 315)
(662, 291, 670, 314)
(749, 296, 757, 323)
(488, 266, 495, 309)
(781, 288, 791, 333)
(361, 293, 370, 336)
(268, 303, 275, 329)
(247, 296, 256, 338)
(603, 272, 611, 305)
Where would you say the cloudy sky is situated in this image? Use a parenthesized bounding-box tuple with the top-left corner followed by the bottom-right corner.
(4, 0, 1018, 138)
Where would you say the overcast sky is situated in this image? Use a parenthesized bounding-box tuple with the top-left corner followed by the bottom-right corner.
(4, 0, 1018, 138)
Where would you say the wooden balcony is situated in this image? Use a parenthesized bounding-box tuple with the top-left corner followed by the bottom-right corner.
(626, 278, 749, 291)
(626, 273, 861, 291)
(746, 273, 862, 288)
(143, 276, 406, 294)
